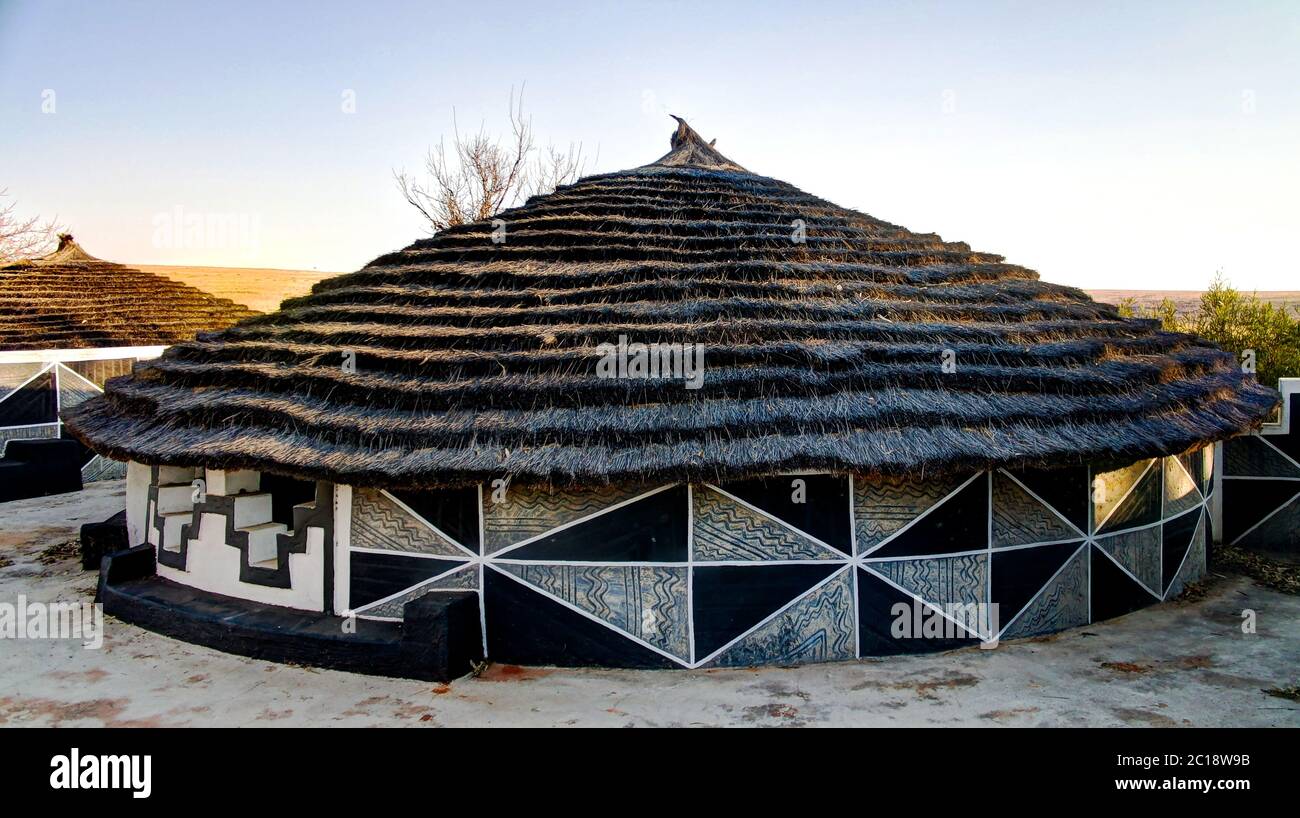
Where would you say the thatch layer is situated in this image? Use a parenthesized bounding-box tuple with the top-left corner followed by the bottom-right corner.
(0, 236, 259, 350)
(65, 122, 1278, 488)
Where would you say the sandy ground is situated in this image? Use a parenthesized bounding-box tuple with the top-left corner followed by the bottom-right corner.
(0, 481, 1296, 728)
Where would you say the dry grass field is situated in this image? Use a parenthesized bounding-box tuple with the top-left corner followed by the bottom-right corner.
(1087, 289, 1300, 316)
(137, 265, 341, 313)
(133, 265, 1300, 320)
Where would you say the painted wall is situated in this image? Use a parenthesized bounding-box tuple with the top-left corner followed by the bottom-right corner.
(1220, 378, 1300, 555)
(331, 454, 1210, 669)
(0, 346, 161, 481)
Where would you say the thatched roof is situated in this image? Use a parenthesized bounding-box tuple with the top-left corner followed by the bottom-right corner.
(0, 234, 259, 350)
(65, 120, 1279, 488)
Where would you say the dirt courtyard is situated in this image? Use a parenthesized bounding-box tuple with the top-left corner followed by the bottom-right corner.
(0, 482, 1296, 728)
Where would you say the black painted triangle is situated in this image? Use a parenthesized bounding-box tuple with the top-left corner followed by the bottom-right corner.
(1262, 395, 1300, 463)
(0, 369, 56, 426)
(389, 486, 481, 553)
(1089, 544, 1158, 622)
(1220, 478, 1300, 544)
(484, 568, 678, 668)
(856, 567, 982, 656)
(692, 563, 840, 659)
(504, 485, 688, 562)
(714, 475, 851, 554)
(869, 475, 988, 558)
(1162, 508, 1201, 594)
(349, 552, 467, 609)
(991, 541, 1084, 626)
(1096, 466, 1161, 535)
(1003, 465, 1089, 534)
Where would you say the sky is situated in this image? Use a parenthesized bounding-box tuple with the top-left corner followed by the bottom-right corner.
(0, 0, 1297, 290)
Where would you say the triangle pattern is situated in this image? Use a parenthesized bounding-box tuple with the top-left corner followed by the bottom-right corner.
(1161, 509, 1200, 595)
(1202, 444, 1216, 497)
(56, 364, 101, 410)
(482, 482, 651, 553)
(716, 475, 851, 554)
(1163, 456, 1203, 517)
(1224, 436, 1300, 478)
(868, 552, 988, 610)
(1091, 459, 1153, 533)
(692, 485, 840, 561)
(348, 553, 468, 610)
(484, 569, 679, 668)
(358, 563, 479, 619)
(1095, 525, 1161, 595)
(498, 563, 690, 661)
(1177, 449, 1207, 495)
(1233, 492, 1300, 552)
(990, 541, 1083, 628)
(853, 472, 969, 552)
(867, 474, 989, 558)
(1263, 394, 1300, 463)
(1096, 465, 1162, 535)
(0, 369, 56, 427)
(992, 472, 1081, 546)
(704, 568, 855, 667)
(856, 567, 984, 654)
(692, 563, 840, 660)
(0, 362, 46, 404)
(1090, 544, 1159, 622)
(1165, 513, 1208, 599)
(502, 485, 687, 562)
(1003, 465, 1090, 534)
(389, 486, 480, 553)
(350, 488, 469, 558)
(1221, 478, 1300, 544)
(1001, 547, 1089, 640)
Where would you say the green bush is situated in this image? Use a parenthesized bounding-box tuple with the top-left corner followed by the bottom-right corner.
(1116, 274, 1300, 390)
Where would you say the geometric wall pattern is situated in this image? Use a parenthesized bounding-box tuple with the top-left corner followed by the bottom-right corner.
(344, 447, 1213, 668)
(0, 359, 132, 481)
(1221, 385, 1300, 554)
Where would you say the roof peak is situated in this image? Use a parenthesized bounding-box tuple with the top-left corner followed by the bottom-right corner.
(39, 232, 100, 265)
(645, 116, 748, 173)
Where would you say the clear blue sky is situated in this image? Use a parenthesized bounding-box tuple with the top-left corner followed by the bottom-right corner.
(1, 0, 1296, 289)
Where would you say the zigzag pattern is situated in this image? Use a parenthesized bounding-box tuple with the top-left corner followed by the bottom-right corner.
(500, 563, 690, 660)
(854, 473, 965, 550)
(692, 486, 835, 561)
(483, 483, 646, 551)
(351, 488, 466, 557)
(707, 569, 855, 667)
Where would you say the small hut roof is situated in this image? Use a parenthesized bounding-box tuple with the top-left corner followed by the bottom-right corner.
(0, 234, 259, 351)
(65, 121, 1279, 488)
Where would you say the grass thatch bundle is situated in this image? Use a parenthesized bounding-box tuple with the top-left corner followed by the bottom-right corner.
(65, 120, 1279, 488)
(0, 235, 259, 350)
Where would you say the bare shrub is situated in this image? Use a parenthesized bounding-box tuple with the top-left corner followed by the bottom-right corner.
(396, 88, 590, 233)
(0, 189, 62, 264)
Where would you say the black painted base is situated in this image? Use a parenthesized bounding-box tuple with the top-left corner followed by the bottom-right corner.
(0, 439, 83, 503)
(97, 547, 482, 682)
(80, 510, 127, 571)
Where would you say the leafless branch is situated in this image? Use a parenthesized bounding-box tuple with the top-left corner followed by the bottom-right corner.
(0, 189, 62, 264)
(396, 87, 590, 233)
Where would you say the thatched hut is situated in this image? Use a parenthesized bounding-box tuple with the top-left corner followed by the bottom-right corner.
(66, 121, 1278, 677)
(0, 235, 257, 495)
